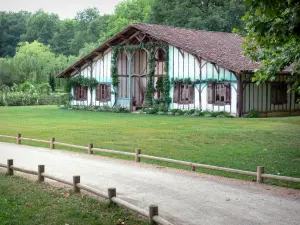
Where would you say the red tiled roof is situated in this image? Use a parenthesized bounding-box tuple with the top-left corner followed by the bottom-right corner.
(132, 23, 260, 73)
(57, 23, 264, 78)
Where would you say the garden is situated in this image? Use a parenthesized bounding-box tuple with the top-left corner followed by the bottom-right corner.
(0, 82, 69, 106)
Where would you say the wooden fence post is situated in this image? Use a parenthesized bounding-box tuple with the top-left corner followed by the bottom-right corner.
(257, 166, 264, 183)
(7, 159, 13, 176)
(38, 165, 45, 182)
(149, 205, 158, 225)
(50, 137, 55, 149)
(73, 176, 80, 193)
(88, 143, 93, 155)
(135, 148, 141, 162)
(191, 165, 196, 172)
(108, 188, 116, 205)
(17, 133, 21, 145)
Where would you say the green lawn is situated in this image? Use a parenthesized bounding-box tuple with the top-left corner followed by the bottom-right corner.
(0, 106, 300, 188)
(0, 173, 148, 225)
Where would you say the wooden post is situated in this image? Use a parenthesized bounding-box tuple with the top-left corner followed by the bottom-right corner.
(17, 133, 21, 145)
(73, 176, 80, 193)
(135, 148, 141, 162)
(88, 143, 93, 155)
(149, 205, 158, 225)
(191, 166, 196, 172)
(7, 159, 13, 176)
(257, 166, 264, 183)
(50, 137, 55, 149)
(38, 165, 45, 182)
(108, 188, 116, 205)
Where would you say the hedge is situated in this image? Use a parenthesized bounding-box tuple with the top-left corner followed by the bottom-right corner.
(0, 92, 70, 106)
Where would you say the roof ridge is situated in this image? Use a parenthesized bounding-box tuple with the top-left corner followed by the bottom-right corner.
(133, 23, 240, 36)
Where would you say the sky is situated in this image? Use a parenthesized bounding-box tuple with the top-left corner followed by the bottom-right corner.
(0, 0, 123, 19)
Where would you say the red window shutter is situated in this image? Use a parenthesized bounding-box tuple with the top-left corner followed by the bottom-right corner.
(107, 84, 111, 101)
(225, 83, 231, 104)
(74, 86, 78, 100)
(96, 85, 99, 101)
(173, 84, 179, 103)
(188, 85, 194, 103)
(83, 87, 88, 100)
(207, 83, 215, 104)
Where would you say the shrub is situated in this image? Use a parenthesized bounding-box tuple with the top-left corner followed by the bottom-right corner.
(67, 105, 130, 114)
(3, 92, 70, 106)
(247, 109, 260, 118)
(20, 82, 35, 94)
(37, 83, 51, 95)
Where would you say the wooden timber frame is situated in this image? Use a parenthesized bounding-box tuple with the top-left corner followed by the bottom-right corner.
(114, 30, 167, 111)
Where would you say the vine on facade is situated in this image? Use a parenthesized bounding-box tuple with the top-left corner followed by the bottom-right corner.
(68, 76, 99, 88)
(170, 78, 232, 85)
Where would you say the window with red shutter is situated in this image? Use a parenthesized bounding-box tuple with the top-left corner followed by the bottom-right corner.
(207, 83, 215, 104)
(175, 84, 195, 104)
(207, 82, 231, 105)
(96, 84, 111, 101)
(74, 85, 88, 101)
(173, 84, 179, 103)
(225, 83, 231, 104)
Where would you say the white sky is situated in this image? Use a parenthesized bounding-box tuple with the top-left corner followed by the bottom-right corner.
(0, 0, 123, 19)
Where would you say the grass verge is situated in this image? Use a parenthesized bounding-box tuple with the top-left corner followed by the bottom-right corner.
(0, 172, 148, 225)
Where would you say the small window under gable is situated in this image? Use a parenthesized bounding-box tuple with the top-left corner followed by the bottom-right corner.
(96, 84, 111, 101)
(156, 49, 165, 62)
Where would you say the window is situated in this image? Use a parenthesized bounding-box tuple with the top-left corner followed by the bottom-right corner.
(207, 83, 231, 104)
(96, 84, 111, 101)
(271, 83, 287, 105)
(74, 85, 88, 101)
(156, 49, 165, 62)
(173, 84, 194, 104)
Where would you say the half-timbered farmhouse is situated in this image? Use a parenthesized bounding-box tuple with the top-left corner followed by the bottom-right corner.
(57, 24, 300, 117)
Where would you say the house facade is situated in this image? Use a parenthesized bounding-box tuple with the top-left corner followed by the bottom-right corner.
(57, 24, 300, 117)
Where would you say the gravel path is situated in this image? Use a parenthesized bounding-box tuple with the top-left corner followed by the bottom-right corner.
(0, 142, 299, 225)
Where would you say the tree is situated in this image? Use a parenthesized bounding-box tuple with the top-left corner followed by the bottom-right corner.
(48, 75, 55, 92)
(150, 0, 247, 32)
(21, 10, 59, 45)
(70, 8, 110, 55)
(99, 0, 152, 42)
(243, 0, 300, 101)
(14, 41, 59, 83)
(0, 58, 19, 86)
(51, 19, 77, 55)
(0, 11, 30, 57)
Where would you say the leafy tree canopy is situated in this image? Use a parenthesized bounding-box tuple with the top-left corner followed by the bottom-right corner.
(150, 0, 248, 32)
(243, 0, 300, 96)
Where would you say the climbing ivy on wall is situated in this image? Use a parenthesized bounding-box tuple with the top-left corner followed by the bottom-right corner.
(68, 76, 99, 88)
(146, 47, 155, 106)
(110, 42, 170, 107)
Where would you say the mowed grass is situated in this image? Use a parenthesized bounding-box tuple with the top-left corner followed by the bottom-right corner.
(0, 173, 148, 225)
(0, 106, 300, 188)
